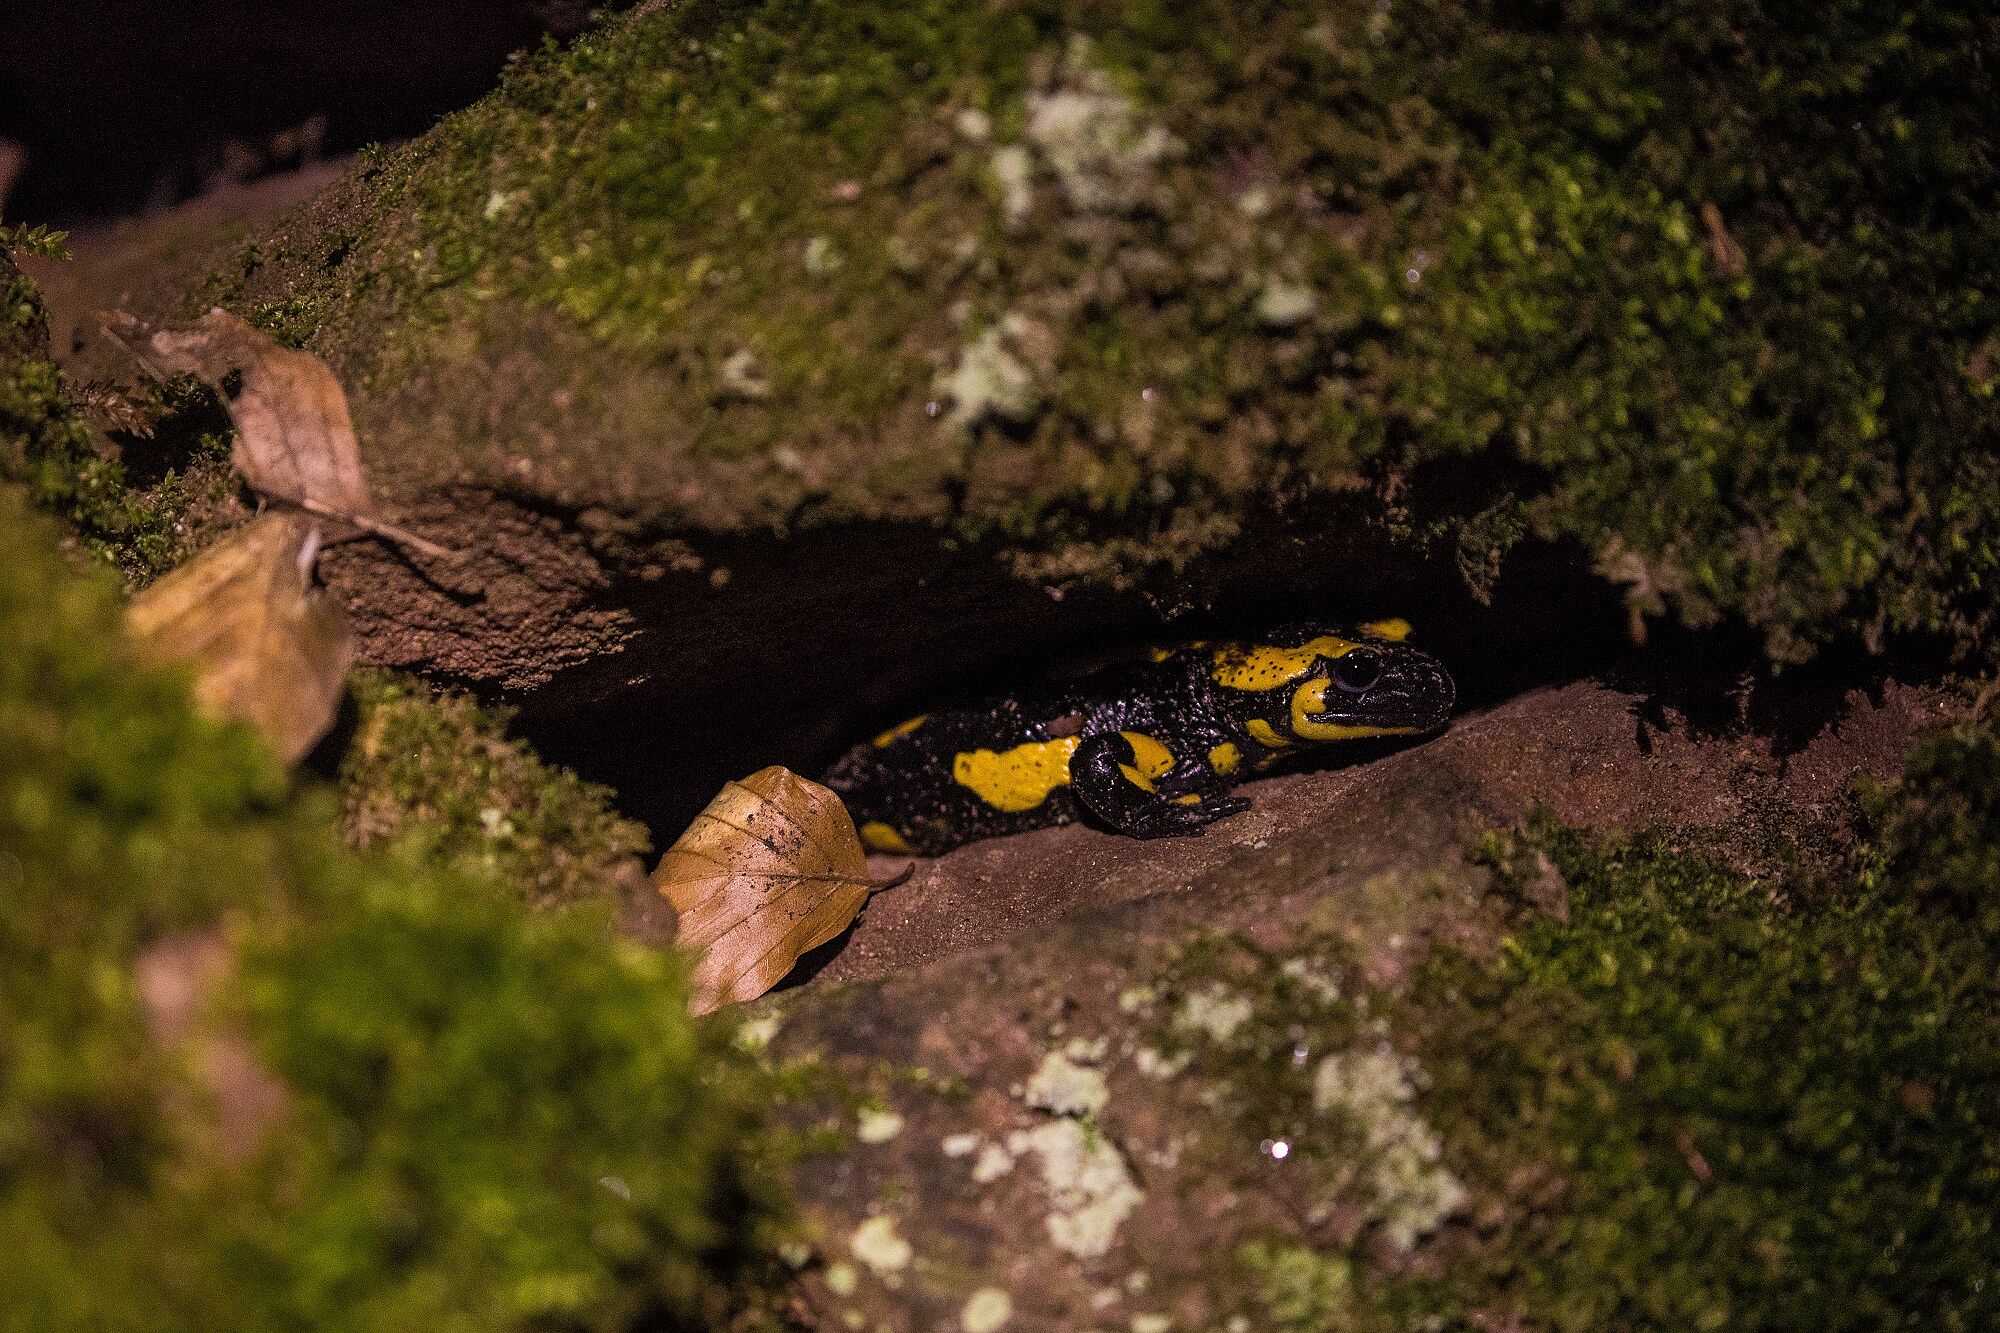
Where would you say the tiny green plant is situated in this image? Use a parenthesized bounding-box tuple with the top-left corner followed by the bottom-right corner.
(0, 222, 71, 262)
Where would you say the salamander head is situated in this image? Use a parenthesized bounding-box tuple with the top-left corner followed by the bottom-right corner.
(1207, 619, 1455, 747)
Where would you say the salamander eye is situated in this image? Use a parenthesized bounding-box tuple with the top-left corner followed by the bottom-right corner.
(1331, 650, 1384, 694)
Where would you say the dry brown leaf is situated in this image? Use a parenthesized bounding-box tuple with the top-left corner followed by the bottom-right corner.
(654, 766, 873, 1014)
(101, 307, 453, 559)
(127, 510, 354, 765)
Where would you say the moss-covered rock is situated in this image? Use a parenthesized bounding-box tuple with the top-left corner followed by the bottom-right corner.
(0, 486, 785, 1329)
(2, 249, 239, 583)
(195, 0, 1999, 668)
(338, 669, 653, 910)
(1379, 809, 2000, 1331)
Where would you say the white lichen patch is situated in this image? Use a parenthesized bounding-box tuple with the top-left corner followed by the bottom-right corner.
(1064, 1034, 1111, 1063)
(936, 314, 1043, 433)
(850, 1215, 914, 1275)
(972, 1141, 1019, 1183)
(824, 1262, 859, 1296)
(989, 144, 1035, 226)
(1175, 983, 1254, 1043)
(857, 1106, 905, 1144)
(1255, 277, 1319, 328)
(1279, 956, 1343, 1004)
(1009, 1119, 1144, 1258)
(719, 347, 771, 399)
(1312, 1048, 1468, 1251)
(1025, 1048, 1111, 1117)
(803, 234, 841, 274)
(956, 106, 993, 141)
(733, 1010, 783, 1051)
(941, 1132, 982, 1158)
(1130, 1315, 1172, 1333)
(961, 1287, 1014, 1333)
(1023, 36, 1181, 215)
(1132, 1045, 1191, 1080)
(1118, 984, 1157, 1014)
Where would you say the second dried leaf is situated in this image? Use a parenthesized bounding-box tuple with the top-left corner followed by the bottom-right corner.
(654, 767, 871, 1014)
(127, 511, 353, 765)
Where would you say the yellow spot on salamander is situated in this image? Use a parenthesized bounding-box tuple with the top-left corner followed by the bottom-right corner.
(1211, 635, 1360, 691)
(1208, 741, 1242, 775)
(872, 714, 929, 747)
(1117, 731, 1176, 793)
(1246, 718, 1290, 747)
(1172, 793, 1202, 806)
(1360, 618, 1412, 642)
(1289, 677, 1418, 742)
(859, 821, 914, 854)
(953, 737, 1082, 812)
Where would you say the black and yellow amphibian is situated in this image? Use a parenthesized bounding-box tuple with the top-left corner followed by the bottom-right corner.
(826, 620, 1454, 855)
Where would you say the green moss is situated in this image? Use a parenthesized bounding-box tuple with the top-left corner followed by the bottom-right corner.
(339, 670, 651, 910)
(1, 254, 239, 583)
(1235, 1241, 1356, 1333)
(0, 488, 786, 1328)
(1162, 724, 2000, 1331)
(1861, 710, 2000, 938)
(1383, 793, 2000, 1330)
(206, 0, 2000, 659)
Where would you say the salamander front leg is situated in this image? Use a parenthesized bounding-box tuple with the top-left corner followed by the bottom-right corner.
(1071, 732, 1250, 839)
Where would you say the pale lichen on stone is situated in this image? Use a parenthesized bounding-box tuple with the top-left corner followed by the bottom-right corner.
(1025, 1048, 1111, 1117)
(936, 314, 1042, 433)
(1132, 1045, 1190, 1080)
(1009, 1119, 1144, 1259)
(734, 1010, 783, 1051)
(1279, 956, 1343, 1003)
(1175, 983, 1254, 1043)
(719, 346, 772, 399)
(850, 1215, 914, 1275)
(803, 234, 841, 275)
(857, 1106, 905, 1144)
(1312, 1047, 1467, 1251)
(972, 1140, 1018, 1183)
(1064, 1034, 1111, 1063)
(1117, 984, 1157, 1014)
(961, 1286, 1014, 1333)
(989, 144, 1035, 227)
(1022, 36, 1181, 215)
(1254, 277, 1318, 329)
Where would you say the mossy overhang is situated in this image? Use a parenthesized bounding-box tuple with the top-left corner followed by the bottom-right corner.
(140, 0, 2000, 703)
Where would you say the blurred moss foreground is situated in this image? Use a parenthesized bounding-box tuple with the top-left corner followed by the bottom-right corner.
(211, 0, 2000, 660)
(0, 486, 785, 1329)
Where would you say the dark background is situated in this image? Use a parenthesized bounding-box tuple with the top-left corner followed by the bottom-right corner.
(0, 1, 610, 223)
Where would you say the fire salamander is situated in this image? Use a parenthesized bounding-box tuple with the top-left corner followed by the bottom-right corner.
(826, 620, 1454, 855)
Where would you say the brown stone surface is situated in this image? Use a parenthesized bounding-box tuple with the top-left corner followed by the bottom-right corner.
(761, 677, 1947, 1332)
(809, 678, 1944, 987)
